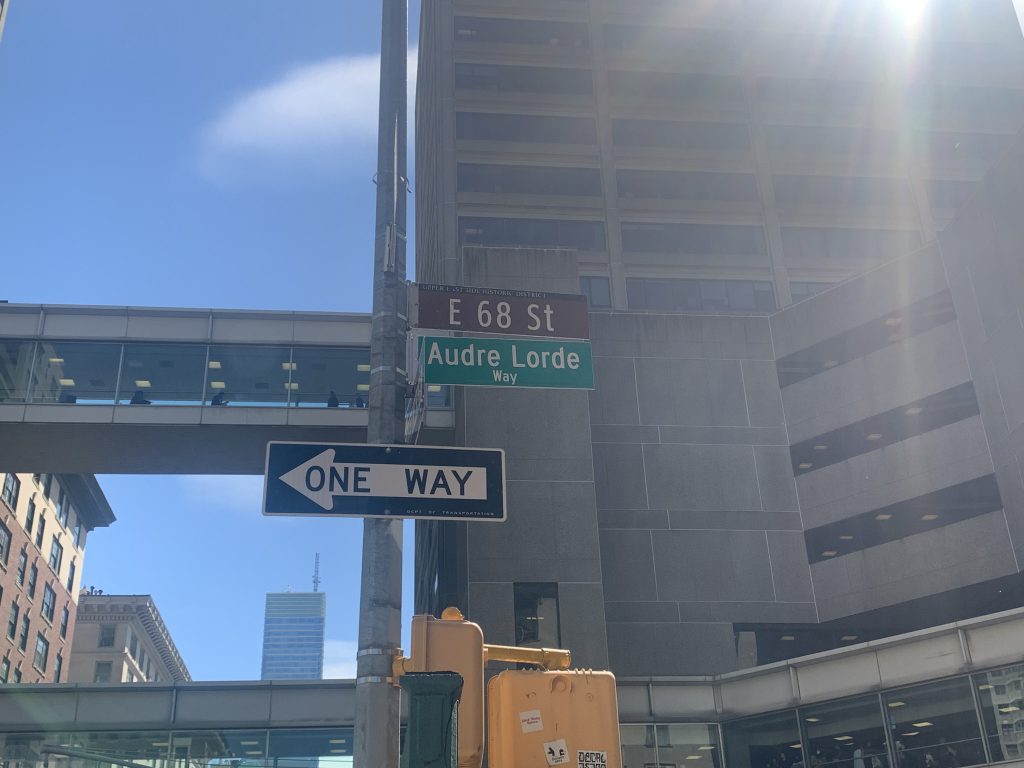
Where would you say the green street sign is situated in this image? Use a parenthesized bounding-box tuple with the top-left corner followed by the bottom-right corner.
(421, 336, 594, 389)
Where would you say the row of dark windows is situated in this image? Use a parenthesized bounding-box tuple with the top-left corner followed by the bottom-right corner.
(583, 277, 827, 311)
(781, 227, 921, 265)
(776, 290, 958, 388)
(804, 474, 1003, 564)
(626, 278, 776, 313)
(458, 163, 602, 196)
(456, 112, 598, 144)
(617, 170, 759, 203)
(455, 16, 589, 49)
(621, 222, 766, 257)
(773, 175, 915, 209)
(790, 382, 982, 477)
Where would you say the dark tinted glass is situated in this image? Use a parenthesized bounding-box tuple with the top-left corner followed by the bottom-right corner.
(724, 711, 803, 768)
(0, 341, 34, 403)
(455, 16, 588, 48)
(581, 276, 611, 309)
(458, 163, 602, 196)
(30, 341, 122, 404)
(612, 119, 750, 152)
(621, 222, 766, 257)
(514, 582, 560, 647)
(117, 343, 208, 406)
(974, 664, 1024, 763)
(801, 695, 889, 768)
(455, 63, 593, 95)
(459, 217, 606, 250)
(884, 678, 986, 768)
(457, 112, 597, 144)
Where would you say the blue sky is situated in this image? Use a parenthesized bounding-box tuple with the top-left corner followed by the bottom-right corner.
(0, 1, 420, 680)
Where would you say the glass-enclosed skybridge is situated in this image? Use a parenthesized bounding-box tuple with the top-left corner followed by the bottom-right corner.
(0, 303, 448, 474)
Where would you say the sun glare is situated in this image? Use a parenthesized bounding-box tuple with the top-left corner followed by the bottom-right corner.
(886, 0, 929, 32)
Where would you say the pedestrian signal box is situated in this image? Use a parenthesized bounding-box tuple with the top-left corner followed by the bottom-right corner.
(487, 669, 621, 768)
(399, 608, 486, 768)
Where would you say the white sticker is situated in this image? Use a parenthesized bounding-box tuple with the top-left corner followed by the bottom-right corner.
(520, 709, 544, 733)
(578, 750, 608, 768)
(544, 739, 570, 766)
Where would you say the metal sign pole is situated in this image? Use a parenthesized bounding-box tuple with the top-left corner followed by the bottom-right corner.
(354, 0, 407, 764)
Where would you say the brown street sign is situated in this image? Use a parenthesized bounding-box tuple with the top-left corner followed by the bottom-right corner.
(415, 283, 590, 340)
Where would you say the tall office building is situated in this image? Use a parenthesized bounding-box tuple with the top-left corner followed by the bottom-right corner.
(0, 473, 114, 683)
(260, 592, 326, 680)
(414, 0, 1024, 678)
(417, 0, 1024, 310)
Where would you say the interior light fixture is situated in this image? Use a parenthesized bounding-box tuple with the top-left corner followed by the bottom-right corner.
(698, 746, 716, 751)
(887, 701, 906, 708)
(839, 534, 855, 541)
(921, 513, 938, 521)
(58, 378, 75, 387)
(799, 462, 814, 470)
(866, 433, 883, 441)
(427, 384, 443, 393)
(329, 740, 347, 745)
(978, 684, 993, 691)
(240, 741, 260, 747)
(357, 364, 371, 372)
(210, 381, 226, 389)
(330, 750, 347, 755)
(48, 357, 64, 364)
(814, 444, 828, 451)
(245, 751, 262, 756)
(152, 743, 169, 748)
(840, 635, 858, 642)
(911, 722, 933, 728)
(902, 732, 920, 737)
(285, 382, 299, 390)
(134, 380, 151, 388)
(805, 718, 821, 723)
(876, 513, 893, 521)
(905, 406, 923, 415)
(281, 362, 296, 371)
(999, 706, 1021, 713)
(834, 736, 853, 742)
(780, 634, 796, 641)
(686, 756, 703, 761)
(789, 745, 803, 750)
(208, 361, 222, 369)
(821, 550, 838, 557)
(357, 384, 370, 392)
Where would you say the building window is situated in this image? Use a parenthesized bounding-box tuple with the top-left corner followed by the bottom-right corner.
(99, 624, 116, 647)
(883, 677, 985, 768)
(42, 474, 52, 499)
(0, 521, 11, 566)
(72, 520, 82, 549)
(18, 615, 30, 651)
(6, 603, 18, 640)
(41, 584, 55, 622)
(454, 63, 594, 96)
(53, 653, 62, 683)
(0, 657, 8, 684)
(16, 550, 26, 585)
(12, 666, 21, 683)
(59, 604, 69, 639)
(35, 514, 45, 549)
(32, 633, 48, 673)
(973, 663, 1024, 762)
(66, 560, 76, 592)
(49, 537, 63, 572)
(621, 221, 766, 258)
(457, 163, 602, 197)
(129, 632, 138, 660)
(1, 474, 20, 510)
(93, 661, 112, 683)
(723, 710, 802, 768)
(25, 498, 36, 535)
(514, 583, 560, 647)
(26, 563, 37, 599)
(580, 277, 612, 309)
(459, 216, 607, 251)
(801, 694, 889, 768)
(789, 281, 833, 303)
(55, 489, 69, 528)
(456, 112, 597, 145)
(626, 277, 776, 313)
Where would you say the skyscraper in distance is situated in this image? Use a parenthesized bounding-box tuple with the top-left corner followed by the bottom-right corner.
(260, 592, 326, 680)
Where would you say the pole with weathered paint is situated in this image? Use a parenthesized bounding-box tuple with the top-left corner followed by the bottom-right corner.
(354, 0, 408, 764)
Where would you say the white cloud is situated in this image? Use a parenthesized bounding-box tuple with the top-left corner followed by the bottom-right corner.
(177, 475, 264, 514)
(199, 50, 417, 183)
(323, 639, 358, 679)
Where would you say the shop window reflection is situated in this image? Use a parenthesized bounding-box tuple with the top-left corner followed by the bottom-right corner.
(974, 663, 1024, 763)
(621, 724, 660, 768)
(884, 678, 986, 768)
(0, 341, 34, 403)
(657, 724, 722, 768)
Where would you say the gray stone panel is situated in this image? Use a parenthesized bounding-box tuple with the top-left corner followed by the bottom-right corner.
(754, 445, 799, 511)
(644, 444, 761, 511)
(658, 425, 789, 445)
(652, 530, 775, 602)
(598, 508, 670, 529)
(742, 359, 787, 427)
(797, 417, 994, 528)
(468, 582, 515, 647)
(589, 356, 640, 426)
(669, 509, 802, 531)
(783, 323, 973, 443)
(590, 424, 660, 444)
(604, 601, 679, 623)
(812, 511, 1019, 620)
(766, 531, 815, 603)
(559, 582, 610, 668)
(593, 442, 649, 510)
(599, 529, 658, 602)
(607, 622, 740, 676)
(635, 358, 747, 427)
(676, 601, 817, 624)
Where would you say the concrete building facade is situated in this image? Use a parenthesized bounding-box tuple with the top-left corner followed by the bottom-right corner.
(260, 592, 326, 680)
(68, 593, 190, 684)
(414, 0, 1024, 679)
(0, 473, 113, 684)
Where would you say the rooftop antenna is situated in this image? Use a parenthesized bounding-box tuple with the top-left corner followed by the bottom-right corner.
(312, 552, 321, 593)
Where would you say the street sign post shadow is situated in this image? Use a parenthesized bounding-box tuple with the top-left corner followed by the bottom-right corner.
(263, 441, 506, 521)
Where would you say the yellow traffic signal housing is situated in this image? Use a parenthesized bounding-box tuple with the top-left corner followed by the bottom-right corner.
(487, 669, 621, 768)
(399, 608, 486, 768)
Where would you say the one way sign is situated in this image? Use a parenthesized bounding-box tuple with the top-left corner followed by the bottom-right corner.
(263, 442, 506, 521)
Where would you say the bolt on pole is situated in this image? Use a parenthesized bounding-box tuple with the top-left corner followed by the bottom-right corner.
(354, 0, 408, 765)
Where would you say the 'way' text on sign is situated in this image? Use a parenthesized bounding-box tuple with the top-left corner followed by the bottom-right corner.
(421, 336, 594, 389)
(263, 442, 506, 521)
